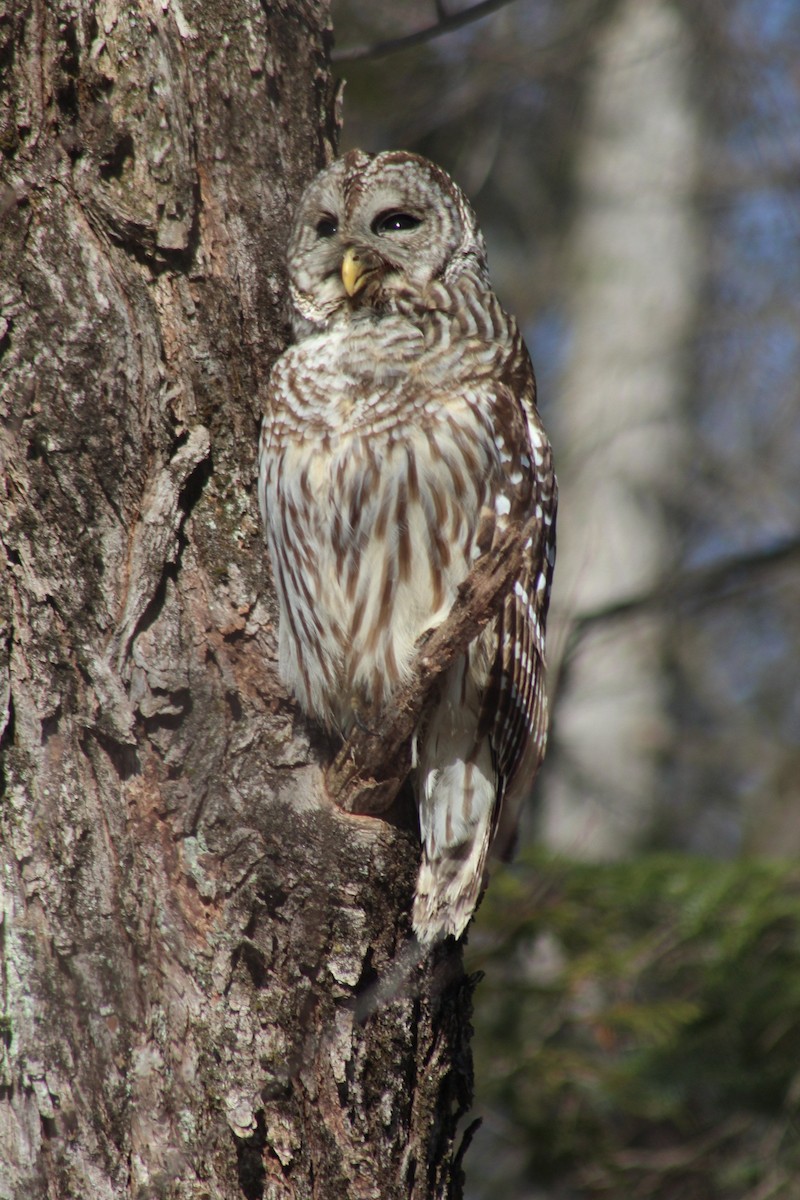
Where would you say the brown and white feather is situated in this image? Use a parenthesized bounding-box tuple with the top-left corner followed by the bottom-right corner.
(259, 150, 556, 944)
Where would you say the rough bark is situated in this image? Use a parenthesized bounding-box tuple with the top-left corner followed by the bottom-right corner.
(0, 3, 473, 1198)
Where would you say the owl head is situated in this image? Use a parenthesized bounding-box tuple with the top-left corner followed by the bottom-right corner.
(285, 150, 488, 330)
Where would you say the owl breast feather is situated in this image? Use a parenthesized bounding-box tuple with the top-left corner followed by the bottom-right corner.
(264, 332, 501, 732)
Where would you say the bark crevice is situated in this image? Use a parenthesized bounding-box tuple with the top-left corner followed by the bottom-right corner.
(0, 3, 474, 1197)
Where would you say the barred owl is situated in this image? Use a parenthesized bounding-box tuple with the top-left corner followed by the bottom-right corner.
(258, 150, 556, 945)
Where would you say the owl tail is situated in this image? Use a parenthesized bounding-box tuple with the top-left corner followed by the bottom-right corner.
(412, 685, 497, 944)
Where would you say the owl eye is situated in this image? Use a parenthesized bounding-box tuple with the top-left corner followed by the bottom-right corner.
(315, 216, 338, 238)
(371, 211, 422, 235)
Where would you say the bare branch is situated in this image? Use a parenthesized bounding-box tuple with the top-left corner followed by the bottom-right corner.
(327, 514, 543, 813)
(566, 533, 800, 645)
(332, 0, 521, 64)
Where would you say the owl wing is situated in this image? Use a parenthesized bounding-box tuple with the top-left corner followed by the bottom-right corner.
(478, 343, 557, 859)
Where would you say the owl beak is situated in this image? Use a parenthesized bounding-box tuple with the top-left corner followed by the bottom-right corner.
(341, 246, 371, 297)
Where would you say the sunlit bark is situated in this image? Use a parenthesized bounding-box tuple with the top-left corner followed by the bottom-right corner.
(0, 3, 472, 1195)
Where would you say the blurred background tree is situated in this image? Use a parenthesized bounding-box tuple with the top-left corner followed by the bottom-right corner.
(331, 0, 800, 1195)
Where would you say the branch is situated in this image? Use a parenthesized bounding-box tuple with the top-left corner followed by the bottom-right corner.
(332, 0, 521, 64)
(566, 532, 800, 645)
(326, 514, 543, 814)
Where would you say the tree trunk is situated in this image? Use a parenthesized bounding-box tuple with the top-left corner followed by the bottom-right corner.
(542, 0, 702, 857)
(0, 3, 473, 1197)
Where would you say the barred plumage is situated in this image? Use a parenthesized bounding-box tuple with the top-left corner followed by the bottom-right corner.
(259, 150, 556, 944)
